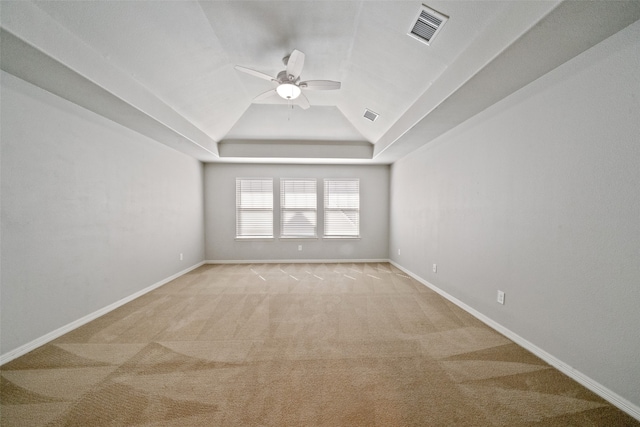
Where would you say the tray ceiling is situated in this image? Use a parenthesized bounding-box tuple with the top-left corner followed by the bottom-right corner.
(2, 1, 639, 163)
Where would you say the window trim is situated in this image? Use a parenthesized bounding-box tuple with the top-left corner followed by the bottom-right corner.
(280, 178, 318, 238)
(323, 178, 360, 238)
(235, 178, 274, 239)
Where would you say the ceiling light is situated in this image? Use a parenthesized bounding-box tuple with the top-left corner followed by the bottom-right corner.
(276, 83, 301, 100)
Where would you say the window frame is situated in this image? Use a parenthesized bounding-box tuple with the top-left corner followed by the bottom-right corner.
(323, 178, 360, 239)
(235, 178, 274, 239)
(280, 178, 318, 239)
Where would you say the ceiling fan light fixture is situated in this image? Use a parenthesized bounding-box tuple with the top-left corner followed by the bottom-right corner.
(276, 83, 301, 100)
(235, 49, 341, 109)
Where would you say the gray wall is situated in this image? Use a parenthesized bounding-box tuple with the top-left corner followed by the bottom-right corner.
(1, 72, 205, 356)
(389, 21, 640, 407)
(204, 163, 389, 261)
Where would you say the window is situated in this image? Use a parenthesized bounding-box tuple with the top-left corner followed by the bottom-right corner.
(324, 179, 359, 237)
(280, 179, 317, 238)
(236, 178, 273, 238)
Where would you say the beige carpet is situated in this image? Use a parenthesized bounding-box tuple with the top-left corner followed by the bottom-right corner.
(1, 263, 638, 426)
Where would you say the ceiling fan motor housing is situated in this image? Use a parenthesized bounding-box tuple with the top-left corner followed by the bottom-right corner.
(277, 70, 298, 83)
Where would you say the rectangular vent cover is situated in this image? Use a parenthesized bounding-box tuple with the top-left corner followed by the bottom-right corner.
(409, 5, 448, 45)
(363, 109, 379, 122)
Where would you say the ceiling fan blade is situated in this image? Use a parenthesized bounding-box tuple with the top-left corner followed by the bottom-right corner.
(253, 89, 279, 102)
(235, 65, 276, 82)
(294, 92, 310, 110)
(299, 80, 341, 90)
(286, 49, 305, 80)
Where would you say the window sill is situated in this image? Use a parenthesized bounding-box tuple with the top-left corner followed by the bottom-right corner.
(235, 236, 360, 241)
(235, 237, 275, 242)
(279, 236, 319, 240)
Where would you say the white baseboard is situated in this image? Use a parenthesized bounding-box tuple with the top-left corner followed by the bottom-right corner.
(389, 260, 640, 422)
(0, 261, 205, 366)
(206, 259, 390, 264)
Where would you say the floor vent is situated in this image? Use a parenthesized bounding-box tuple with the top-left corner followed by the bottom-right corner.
(408, 5, 448, 46)
(363, 109, 379, 122)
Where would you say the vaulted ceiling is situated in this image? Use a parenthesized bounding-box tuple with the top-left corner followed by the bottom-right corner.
(2, 1, 639, 164)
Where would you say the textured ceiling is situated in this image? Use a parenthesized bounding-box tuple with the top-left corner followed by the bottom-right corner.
(2, 1, 640, 164)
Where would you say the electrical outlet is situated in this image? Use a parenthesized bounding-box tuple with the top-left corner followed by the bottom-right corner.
(432, 264, 437, 273)
(179, 253, 183, 261)
(497, 290, 505, 305)
(298, 245, 302, 251)
(398, 249, 401, 255)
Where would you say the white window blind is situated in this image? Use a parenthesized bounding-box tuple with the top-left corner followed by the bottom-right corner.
(280, 179, 317, 237)
(324, 179, 359, 237)
(236, 178, 273, 238)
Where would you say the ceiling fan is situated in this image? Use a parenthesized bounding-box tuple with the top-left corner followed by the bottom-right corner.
(234, 49, 341, 110)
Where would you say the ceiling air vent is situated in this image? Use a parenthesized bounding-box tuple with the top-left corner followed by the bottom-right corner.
(363, 109, 379, 122)
(408, 5, 448, 46)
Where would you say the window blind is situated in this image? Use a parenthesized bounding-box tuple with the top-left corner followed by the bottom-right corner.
(324, 179, 359, 237)
(280, 179, 317, 237)
(236, 178, 273, 238)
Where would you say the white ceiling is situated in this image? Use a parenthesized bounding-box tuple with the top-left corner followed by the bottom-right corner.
(2, 1, 640, 164)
